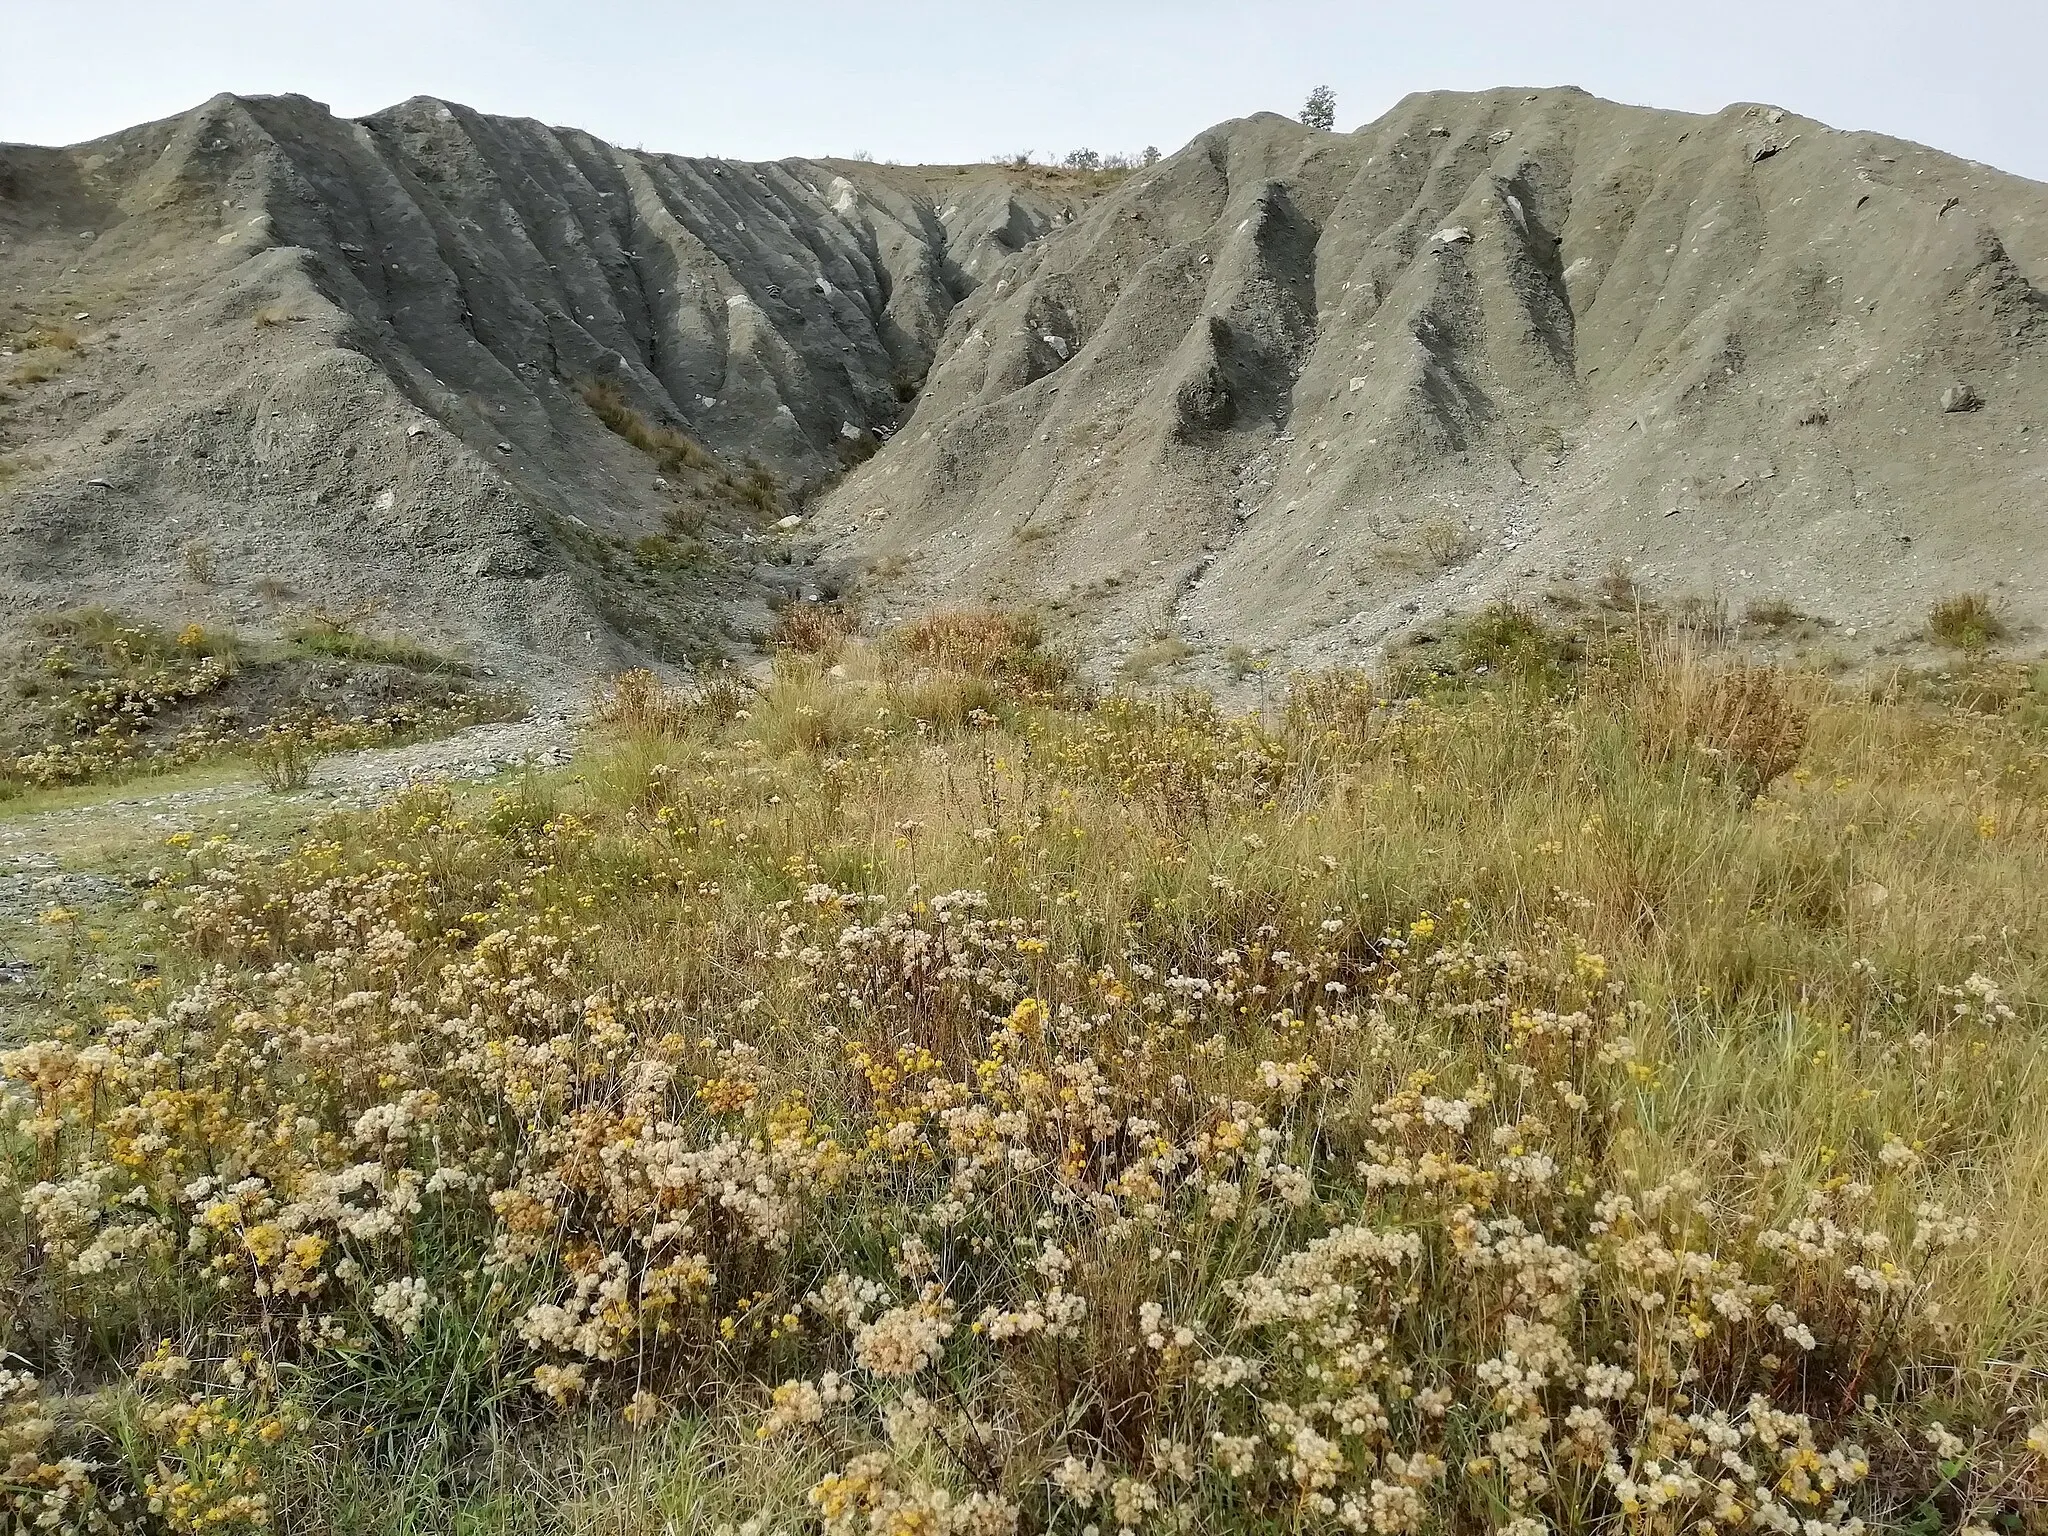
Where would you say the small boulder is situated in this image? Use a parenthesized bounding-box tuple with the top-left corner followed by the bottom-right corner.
(1940, 382, 1983, 413)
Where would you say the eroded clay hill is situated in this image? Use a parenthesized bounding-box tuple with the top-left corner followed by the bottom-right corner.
(818, 88, 2048, 673)
(5, 86, 2046, 682)
(0, 93, 1086, 672)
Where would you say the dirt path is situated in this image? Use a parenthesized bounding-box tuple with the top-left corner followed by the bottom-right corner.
(0, 711, 577, 936)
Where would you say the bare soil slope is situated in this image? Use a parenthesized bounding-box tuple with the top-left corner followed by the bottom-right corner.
(0, 94, 1088, 673)
(818, 88, 2048, 674)
(6, 87, 2046, 684)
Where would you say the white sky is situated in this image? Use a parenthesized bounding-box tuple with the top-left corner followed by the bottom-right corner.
(4, 0, 2044, 183)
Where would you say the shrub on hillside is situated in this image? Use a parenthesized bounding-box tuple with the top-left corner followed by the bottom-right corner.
(883, 608, 1077, 695)
(1928, 592, 2008, 652)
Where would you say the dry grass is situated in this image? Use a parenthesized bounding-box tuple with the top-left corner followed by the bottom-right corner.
(248, 723, 319, 790)
(1419, 517, 1481, 567)
(883, 607, 1075, 694)
(1118, 635, 1193, 681)
(180, 539, 216, 585)
(835, 431, 881, 470)
(770, 601, 859, 659)
(591, 667, 697, 735)
(580, 378, 712, 473)
(2, 324, 77, 386)
(1281, 665, 1376, 739)
(723, 462, 781, 514)
(1630, 642, 1814, 795)
(8, 617, 2048, 1533)
(592, 668, 750, 738)
(1598, 559, 1646, 610)
(864, 553, 913, 585)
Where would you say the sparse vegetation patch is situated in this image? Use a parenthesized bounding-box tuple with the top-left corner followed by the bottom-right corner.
(286, 615, 475, 675)
(1928, 592, 2009, 653)
(0, 609, 517, 798)
(581, 378, 713, 474)
(771, 601, 860, 659)
(1743, 596, 1804, 632)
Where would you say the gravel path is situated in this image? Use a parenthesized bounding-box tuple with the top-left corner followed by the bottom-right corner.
(0, 712, 579, 938)
(311, 710, 577, 799)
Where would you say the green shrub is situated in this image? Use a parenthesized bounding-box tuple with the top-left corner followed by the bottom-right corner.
(1928, 592, 2008, 652)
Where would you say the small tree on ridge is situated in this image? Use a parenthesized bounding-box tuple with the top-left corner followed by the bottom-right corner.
(1301, 85, 1337, 132)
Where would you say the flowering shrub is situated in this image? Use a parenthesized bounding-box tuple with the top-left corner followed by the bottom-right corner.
(4, 634, 2047, 1531)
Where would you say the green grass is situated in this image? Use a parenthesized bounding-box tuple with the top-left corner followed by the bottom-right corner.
(1744, 596, 1805, 632)
(285, 622, 475, 675)
(0, 757, 245, 822)
(630, 533, 707, 572)
(2, 609, 509, 801)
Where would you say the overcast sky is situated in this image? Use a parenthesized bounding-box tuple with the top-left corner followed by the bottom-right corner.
(4, 0, 2044, 182)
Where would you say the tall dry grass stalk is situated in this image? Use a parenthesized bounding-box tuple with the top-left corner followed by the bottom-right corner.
(771, 602, 860, 660)
(591, 668, 695, 735)
(1627, 638, 1814, 795)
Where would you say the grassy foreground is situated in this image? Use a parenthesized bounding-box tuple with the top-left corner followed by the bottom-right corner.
(6, 613, 2048, 1534)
